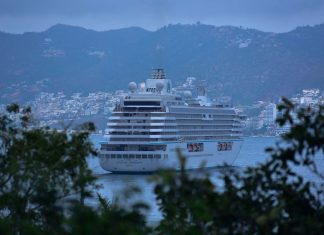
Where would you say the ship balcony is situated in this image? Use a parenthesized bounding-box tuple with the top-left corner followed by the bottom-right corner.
(107, 122, 177, 127)
(175, 117, 238, 121)
(177, 133, 241, 137)
(175, 120, 240, 125)
(177, 122, 241, 126)
(103, 140, 172, 145)
(177, 127, 243, 131)
(108, 116, 176, 121)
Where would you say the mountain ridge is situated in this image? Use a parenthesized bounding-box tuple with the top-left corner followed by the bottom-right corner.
(1, 23, 324, 104)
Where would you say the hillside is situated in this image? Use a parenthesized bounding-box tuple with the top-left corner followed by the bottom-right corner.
(1, 23, 324, 104)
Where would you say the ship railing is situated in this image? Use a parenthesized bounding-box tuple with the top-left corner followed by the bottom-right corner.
(101, 144, 167, 151)
(107, 122, 177, 126)
(114, 107, 167, 112)
(109, 134, 179, 138)
(109, 137, 178, 142)
(176, 122, 240, 126)
(108, 116, 175, 120)
(177, 126, 242, 130)
(175, 120, 240, 124)
(178, 136, 242, 141)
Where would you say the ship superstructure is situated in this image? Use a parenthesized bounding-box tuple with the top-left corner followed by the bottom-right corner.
(99, 69, 243, 173)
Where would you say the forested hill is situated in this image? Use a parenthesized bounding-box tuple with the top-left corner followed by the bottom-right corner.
(1, 23, 324, 104)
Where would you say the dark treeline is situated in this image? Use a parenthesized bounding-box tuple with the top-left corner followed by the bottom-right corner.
(0, 99, 323, 235)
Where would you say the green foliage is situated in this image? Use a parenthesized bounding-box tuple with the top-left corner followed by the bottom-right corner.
(152, 100, 324, 234)
(0, 104, 97, 234)
(67, 194, 151, 235)
(1, 101, 323, 235)
(274, 98, 324, 177)
(152, 153, 217, 235)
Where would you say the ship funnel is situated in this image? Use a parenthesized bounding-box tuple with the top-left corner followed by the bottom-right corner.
(156, 81, 164, 92)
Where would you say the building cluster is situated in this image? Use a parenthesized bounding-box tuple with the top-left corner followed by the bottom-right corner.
(239, 88, 323, 135)
(238, 102, 278, 135)
(29, 84, 320, 135)
(27, 91, 118, 127)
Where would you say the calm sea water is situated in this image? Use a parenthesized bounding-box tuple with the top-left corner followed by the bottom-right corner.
(87, 136, 324, 222)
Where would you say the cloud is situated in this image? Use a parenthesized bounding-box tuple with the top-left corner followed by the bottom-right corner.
(1, 0, 324, 33)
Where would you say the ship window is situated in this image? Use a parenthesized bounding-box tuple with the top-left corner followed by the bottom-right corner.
(142, 154, 147, 158)
(217, 142, 233, 151)
(129, 154, 134, 158)
(117, 154, 122, 158)
(111, 154, 116, 158)
(123, 154, 128, 158)
(154, 154, 161, 159)
(187, 143, 204, 152)
(136, 154, 141, 158)
(148, 154, 153, 158)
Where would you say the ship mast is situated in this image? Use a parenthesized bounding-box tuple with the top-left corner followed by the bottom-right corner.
(152, 68, 166, 80)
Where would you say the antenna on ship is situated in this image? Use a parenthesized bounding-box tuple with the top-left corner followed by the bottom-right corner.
(152, 68, 166, 79)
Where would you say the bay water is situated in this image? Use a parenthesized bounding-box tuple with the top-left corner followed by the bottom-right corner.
(87, 136, 324, 222)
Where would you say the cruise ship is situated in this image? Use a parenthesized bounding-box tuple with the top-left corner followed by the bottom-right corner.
(99, 69, 243, 173)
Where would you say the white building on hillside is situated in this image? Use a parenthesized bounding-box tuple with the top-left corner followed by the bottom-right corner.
(264, 103, 277, 126)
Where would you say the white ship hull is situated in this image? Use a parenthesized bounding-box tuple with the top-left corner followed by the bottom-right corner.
(99, 140, 243, 173)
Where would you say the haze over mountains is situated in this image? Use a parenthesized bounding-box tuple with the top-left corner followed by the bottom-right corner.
(1, 23, 324, 104)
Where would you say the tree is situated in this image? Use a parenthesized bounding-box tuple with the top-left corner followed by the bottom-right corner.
(66, 194, 150, 235)
(152, 99, 324, 234)
(0, 104, 97, 234)
(0, 104, 151, 235)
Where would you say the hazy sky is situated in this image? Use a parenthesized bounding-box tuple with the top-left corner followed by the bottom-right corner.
(1, 0, 324, 33)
